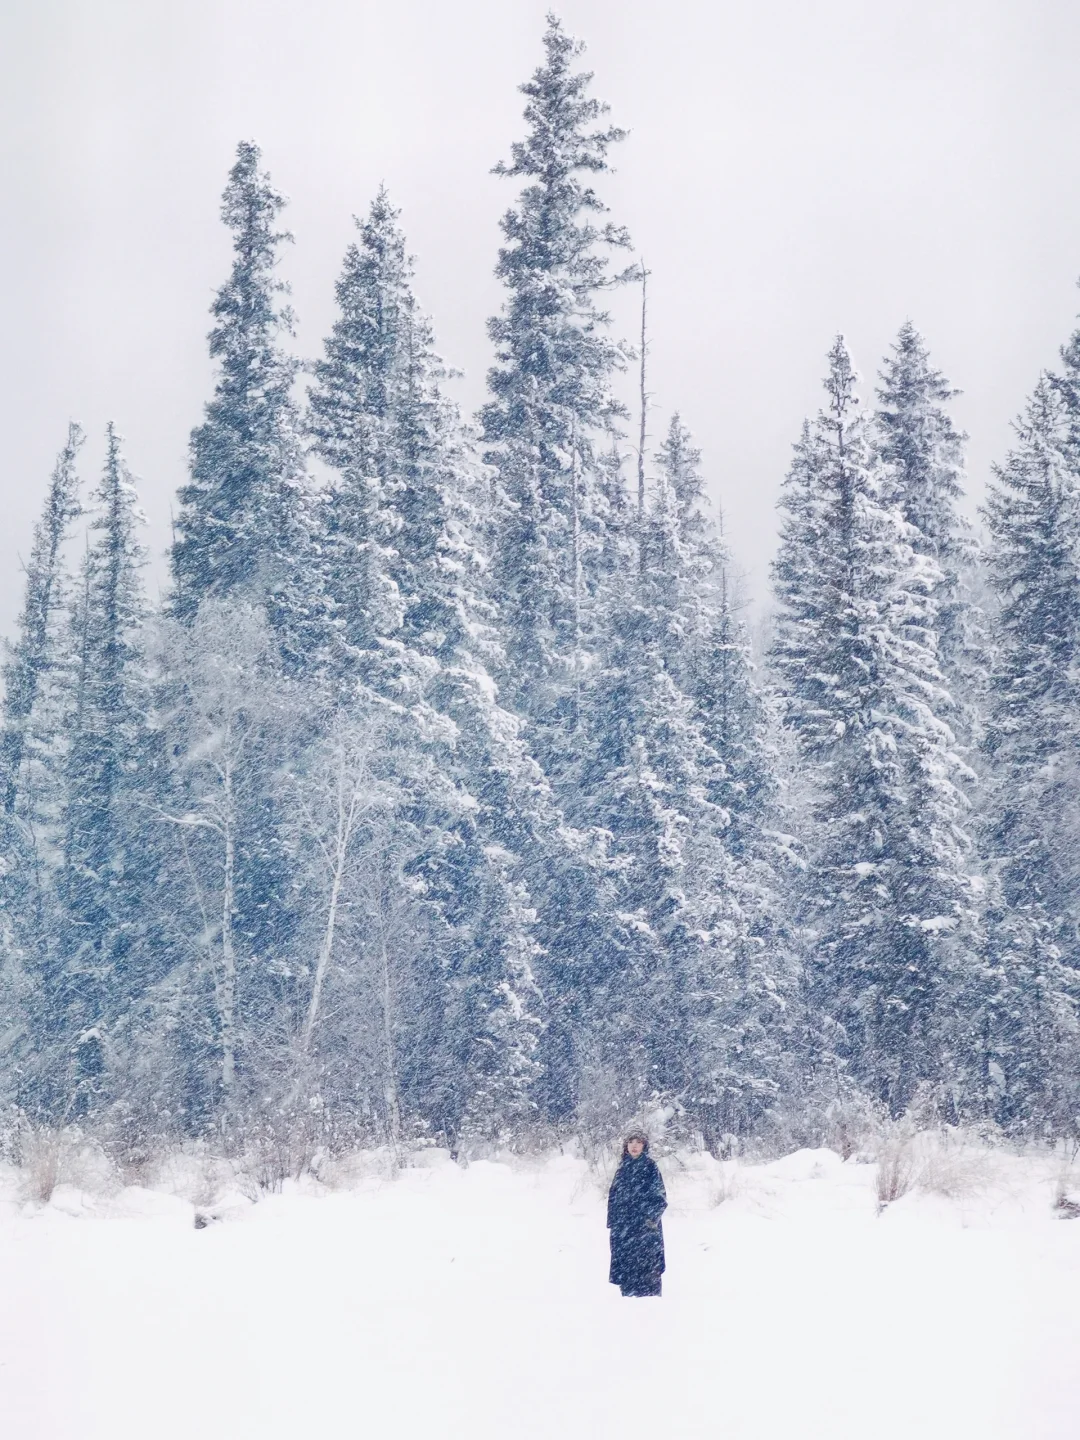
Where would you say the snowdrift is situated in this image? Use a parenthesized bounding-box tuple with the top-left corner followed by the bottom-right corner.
(1, 1142, 1078, 1440)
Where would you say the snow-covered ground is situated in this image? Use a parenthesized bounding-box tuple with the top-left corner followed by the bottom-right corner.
(1, 1142, 1078, 1440)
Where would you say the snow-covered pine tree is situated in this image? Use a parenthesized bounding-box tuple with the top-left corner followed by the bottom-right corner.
(572, 434, 736, 1128)
(876, 323, 983, 742)
(307, 192, 546, 1146)
(478, 14, 649, 1123)
(654, 417, 774, 849)
(651, 415, 797, 1138)
(572, 414, 792, 1141)
(56, 425, 161, 1118)
(171, 142, 311, 661)
(771, 338, 976, 1116)
(307, 186, 406, 679)
(164, 144, 312, 1088)
(1, 425, 83, 819)
(481, 13, 630, 743)
(0, 426, 83, 1120)
(981, 375, 1080, 1130)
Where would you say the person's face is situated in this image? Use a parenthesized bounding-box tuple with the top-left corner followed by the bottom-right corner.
(626, 1138, 645, 1158)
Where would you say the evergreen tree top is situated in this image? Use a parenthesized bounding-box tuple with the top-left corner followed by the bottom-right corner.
(656, 413, 708, 542)
(822, 334, 859, 430)
(308, 187, 412, 477)
(1051, 286, 1080, 467)
(772, 336, 950, 757)
(495, 15, 626, 200)
(876, 321, 966, 539)
(6, 421, 84, 695)
(484, 14, 631, 434)
(1, 423, 84, 815)
(309, 186, 507, 677)
(93, 423, 148, 545)
(211, 140, 295, 358)
(878, 321, 960, 410)
(85, 424, 149, 634)
(1057, 284, 1080, 387)
(172, 141, 307, 622)
(984, 373, 1078, 666)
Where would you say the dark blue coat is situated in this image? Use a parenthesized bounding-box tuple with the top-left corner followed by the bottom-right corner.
(607, 1153, 667, 1295)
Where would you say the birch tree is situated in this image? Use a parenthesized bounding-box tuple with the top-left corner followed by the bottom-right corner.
(160, 602, 294, 1118)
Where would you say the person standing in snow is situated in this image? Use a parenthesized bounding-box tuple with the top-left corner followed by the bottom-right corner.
(607, 1132, 667, 1297)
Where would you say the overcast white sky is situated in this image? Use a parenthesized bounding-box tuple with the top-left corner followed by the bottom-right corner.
(2, 0, 1080, 634)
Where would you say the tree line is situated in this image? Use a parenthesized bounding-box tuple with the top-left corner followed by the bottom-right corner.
(1, 16, 1077, 1165)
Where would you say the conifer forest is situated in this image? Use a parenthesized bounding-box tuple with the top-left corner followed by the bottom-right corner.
(4, 15, 1079, 1168)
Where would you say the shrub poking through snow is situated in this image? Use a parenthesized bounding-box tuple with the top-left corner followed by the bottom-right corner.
(875, 1132, 916, 1209)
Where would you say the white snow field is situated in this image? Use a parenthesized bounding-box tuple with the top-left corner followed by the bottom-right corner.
(1, 1143, 1078, 1440)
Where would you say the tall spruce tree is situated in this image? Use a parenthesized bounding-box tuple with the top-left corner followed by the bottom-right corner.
(653, 416, 797, 1137)
(877, 323, 982, 742)
(982, 375, 1080, 1129)
(57, 425, 160, 1114)
(481, 14, 630, 742)
(307, 187, 407, 675)
(772, 338, 976, 1115)
(574, 440, 743, 1131)
(308, 193, 546, 1145)
(655, 417, 777, 852)
(171, 142, 310, 654)
(0, 425, 84, 1119)
(166, 143, 310, 1063)
(555, 407, 795, 1140)
(477, 14, 647, 1122)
